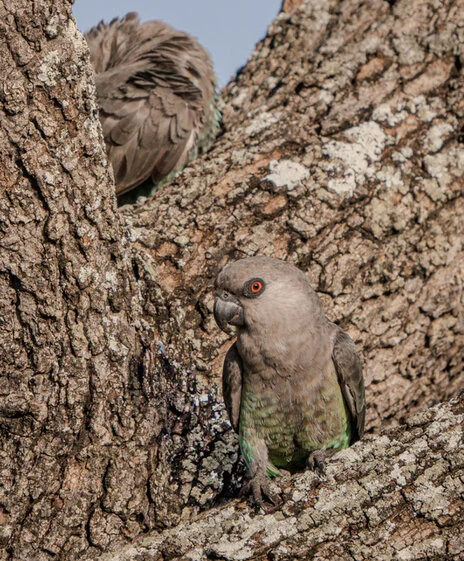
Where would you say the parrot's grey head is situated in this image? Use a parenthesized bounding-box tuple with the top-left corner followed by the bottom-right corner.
(213, 256, 322, 334)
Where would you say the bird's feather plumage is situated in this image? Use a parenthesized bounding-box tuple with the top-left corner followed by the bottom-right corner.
(332, 328, 366, 441)
(214, 256, 366, 504)
(85, 12, 220, 197)
(222, 343, 243, 432)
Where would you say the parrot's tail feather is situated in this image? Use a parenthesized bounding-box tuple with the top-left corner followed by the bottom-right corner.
(266, 463, 283, 478)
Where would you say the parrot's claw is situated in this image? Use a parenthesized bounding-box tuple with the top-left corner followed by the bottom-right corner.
(306, 449, 336, 474)
(241, 474, 281, 509)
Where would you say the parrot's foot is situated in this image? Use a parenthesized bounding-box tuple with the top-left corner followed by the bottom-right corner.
(306, 449, 337, 474)
(240, 473, 281, 509)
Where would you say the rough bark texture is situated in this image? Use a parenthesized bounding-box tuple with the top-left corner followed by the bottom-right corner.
(126, 0, 464, 430)
(101, 394, 464, 561)
(1, 2, 154, 560)
(0, 0, 463, 559)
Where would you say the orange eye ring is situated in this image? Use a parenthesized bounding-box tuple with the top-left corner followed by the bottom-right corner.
(251, 281, 263, 293)
(244, 278, 265, 297)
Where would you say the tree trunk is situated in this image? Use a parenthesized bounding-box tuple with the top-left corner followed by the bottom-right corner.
(0, 0, 462, 559)
(0, 2, 150, 559)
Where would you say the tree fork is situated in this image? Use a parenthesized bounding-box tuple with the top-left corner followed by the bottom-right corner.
(0, 0, 462, 559)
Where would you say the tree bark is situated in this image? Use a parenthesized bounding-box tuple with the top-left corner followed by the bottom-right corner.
(97, 394, 464, 561)
(126, 0, 464, 433)
(0, 2, 149, 559)
(0, 0, 462, 559)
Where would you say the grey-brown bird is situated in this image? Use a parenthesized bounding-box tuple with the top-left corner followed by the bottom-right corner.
(213, 256, 365, 505)
(85, 12, 220, 201)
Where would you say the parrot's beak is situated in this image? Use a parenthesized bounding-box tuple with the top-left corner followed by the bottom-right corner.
(213, 292, 244, 334)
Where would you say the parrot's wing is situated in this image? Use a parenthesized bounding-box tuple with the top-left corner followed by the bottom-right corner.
(222, 343, 244, 433)
(96, 72, 199, 195)
(85, 14, 214, 196)
(332, 328, 366, 442)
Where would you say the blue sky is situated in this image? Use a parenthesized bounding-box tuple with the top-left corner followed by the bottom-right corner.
(72, 0, 281, 87)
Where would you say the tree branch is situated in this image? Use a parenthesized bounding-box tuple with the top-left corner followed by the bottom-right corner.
(99, 394, 464, 561)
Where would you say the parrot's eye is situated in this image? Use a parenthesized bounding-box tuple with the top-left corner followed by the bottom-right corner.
(251, 281, 262, 293)
(243, 278, 265, 298)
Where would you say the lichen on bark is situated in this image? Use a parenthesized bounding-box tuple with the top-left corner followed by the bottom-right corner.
(0, 0, 463, 559)
(99, 394, 464, 561)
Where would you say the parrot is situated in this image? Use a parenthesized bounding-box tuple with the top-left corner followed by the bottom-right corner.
(213, 256, 365, 505)
(85, 12, 221, 204)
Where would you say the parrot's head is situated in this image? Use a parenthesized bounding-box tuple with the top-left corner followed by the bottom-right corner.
(213, 256, 322, 335)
